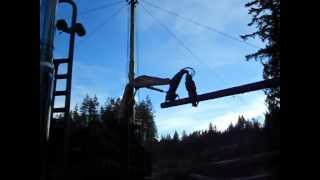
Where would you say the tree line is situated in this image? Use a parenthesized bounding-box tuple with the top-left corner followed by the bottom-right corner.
(150, 115, 279, 179)
(45, 0, 280, 178)
(52, 94, 157, 143)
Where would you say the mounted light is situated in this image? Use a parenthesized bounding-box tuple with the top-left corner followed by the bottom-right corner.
(56, 19, 69, 33)
(73, 23, 86, 37)
(56, 20, 86, 37)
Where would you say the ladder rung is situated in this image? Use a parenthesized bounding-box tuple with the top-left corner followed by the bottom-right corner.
(51, 118, 65, 122)
(52, 108, 66, 113)
(54, 91, 67, 96)
(55, 74, 68, 79)
(53, 58, 69, 64)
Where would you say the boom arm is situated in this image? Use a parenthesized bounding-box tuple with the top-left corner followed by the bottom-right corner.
(118, 67, 198, 124)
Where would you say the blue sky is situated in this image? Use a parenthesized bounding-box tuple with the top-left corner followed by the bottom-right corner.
(53, 0, 267, 137)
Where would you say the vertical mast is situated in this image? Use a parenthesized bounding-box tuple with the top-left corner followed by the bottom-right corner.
(40, 0, 58, 145)
(129, 0, 137, 124)
(126, 0, 137, 174)
(40, 1, 58, 179)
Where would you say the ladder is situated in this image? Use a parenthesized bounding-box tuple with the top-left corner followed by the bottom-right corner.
(47, 56, 74, 177)
(50, 57, 73, 128)
(44, 0, 86, 177)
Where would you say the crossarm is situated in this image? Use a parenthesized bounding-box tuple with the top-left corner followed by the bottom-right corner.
(161, 77, 280, 108)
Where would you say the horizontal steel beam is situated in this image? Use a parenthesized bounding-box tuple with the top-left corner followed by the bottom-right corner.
(161, 78, 280, 108)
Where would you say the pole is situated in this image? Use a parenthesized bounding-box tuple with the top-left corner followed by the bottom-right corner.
(40, 0, 58, 179)
(127, 0, 137, 176)
(129, 0, 137, 124)
(40, 0, 58, 147)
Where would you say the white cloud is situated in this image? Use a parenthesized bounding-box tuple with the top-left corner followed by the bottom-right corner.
(69, 60, 128, 107)
(211, 100, 267, 131)
(156, 92, 267, 136)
